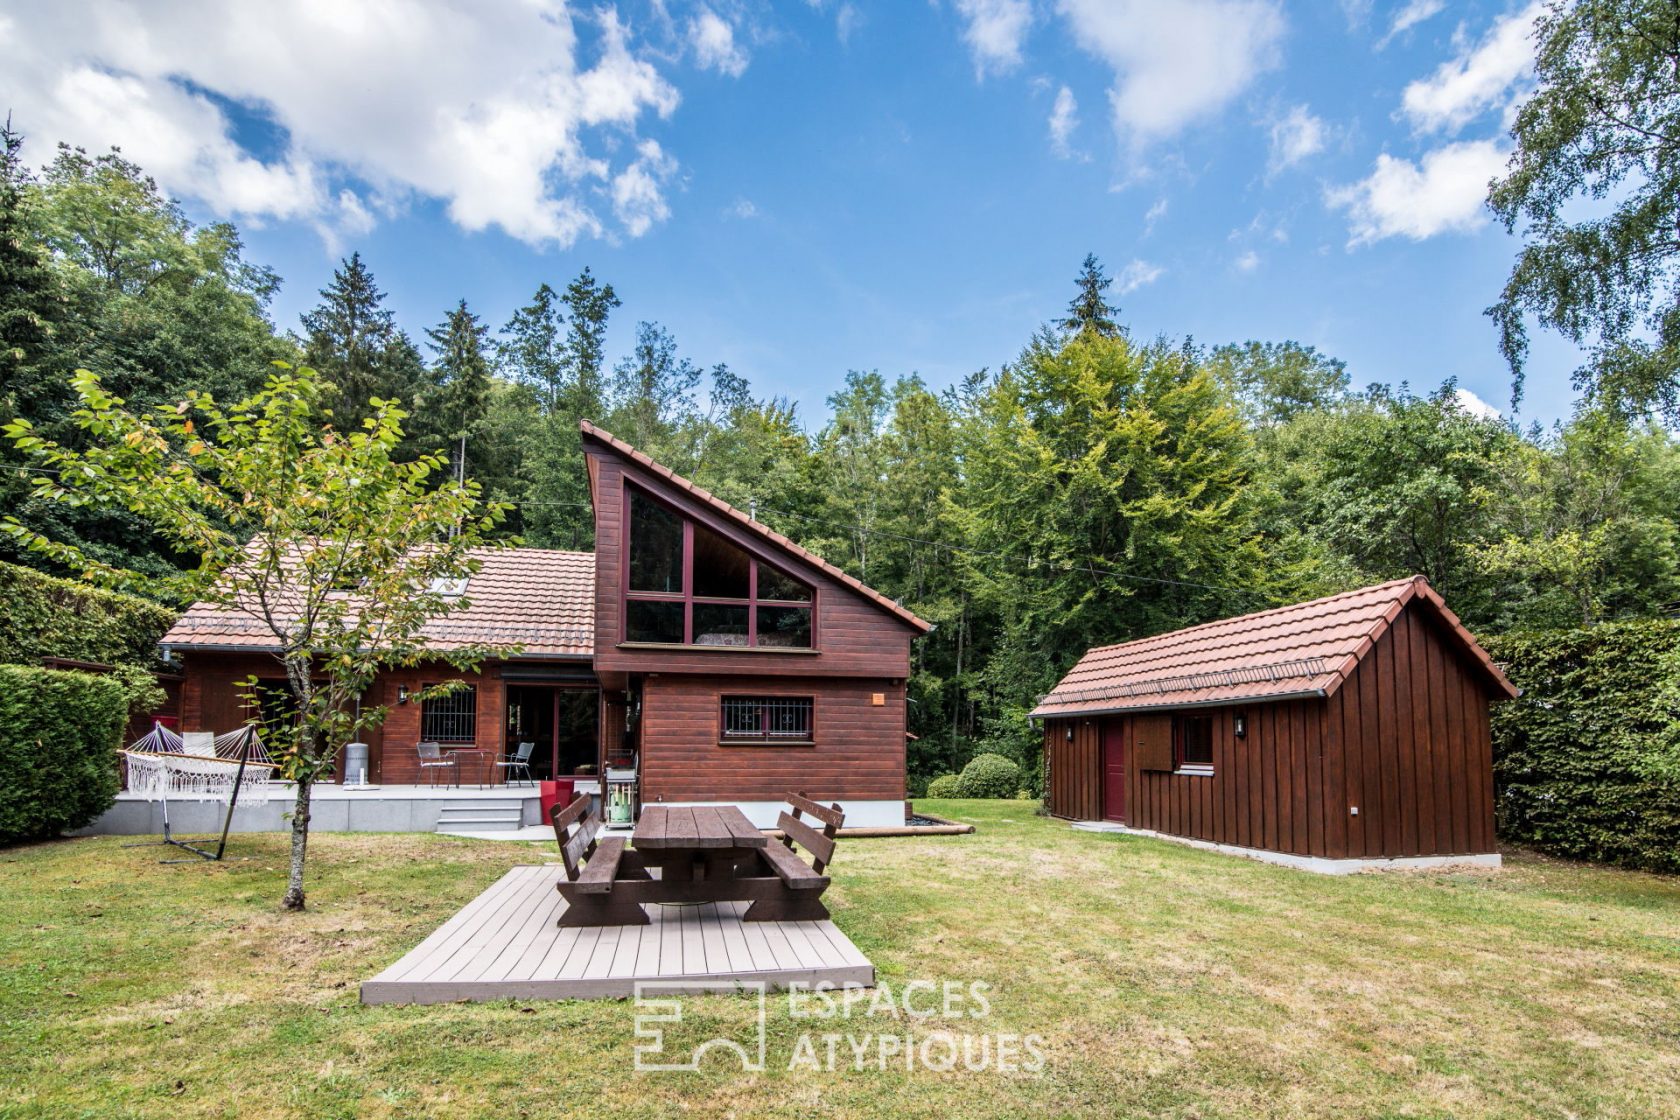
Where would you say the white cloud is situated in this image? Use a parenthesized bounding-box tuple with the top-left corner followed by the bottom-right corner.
(1454, 386, 1503, 420)
(1234, 249, 1260, 272)
(725, 196, 758, 219)
(1377, 0, 1444, 48)
(612, 139, 677, 238)
(690, 6, 748, 78)
(954, 0, 1033, 77)
(1058, 0, 1285, 144)
(1048, 85, 1079, 156)
(1144, 198, 1169, 232)
(1328, 138, 1506, 244)
(1268, 105, 1326, 172)
(1115, 258, 1164, 294)
(0, 1, 684, 247)
(1401, 2, 1543, 133)
(836, 3, 863, 45)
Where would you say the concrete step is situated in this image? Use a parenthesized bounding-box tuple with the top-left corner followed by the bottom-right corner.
(437, 814, 526, 831)
(436, 802, 525, 815)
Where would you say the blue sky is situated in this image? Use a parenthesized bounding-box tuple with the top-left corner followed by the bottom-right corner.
(3, 0, 1581, 425)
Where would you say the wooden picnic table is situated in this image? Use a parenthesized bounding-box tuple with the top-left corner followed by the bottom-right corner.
(554, 795, 840, 926)
(631, 804, 767, 884)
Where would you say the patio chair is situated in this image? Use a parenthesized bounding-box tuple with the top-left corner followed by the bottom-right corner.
(416, 741, 458, 788)
(496, 740, 536, 786)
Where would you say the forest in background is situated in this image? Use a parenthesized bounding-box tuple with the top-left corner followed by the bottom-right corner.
(4, 126, 1679, 791)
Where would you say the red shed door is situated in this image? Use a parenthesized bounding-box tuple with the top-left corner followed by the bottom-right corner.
(1101, 719, 1126, 823)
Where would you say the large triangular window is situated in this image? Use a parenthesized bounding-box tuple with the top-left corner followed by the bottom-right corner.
(624, 486, 812, 648)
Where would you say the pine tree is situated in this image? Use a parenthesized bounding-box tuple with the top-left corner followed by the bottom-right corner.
(610, 321, 699, 455)
(560, 267, 619, 417)
(300, 253, 422, 429)
(1060, 253, 1122, 338)
(423, 299, 493, 479)
(498, 282, 565, 412)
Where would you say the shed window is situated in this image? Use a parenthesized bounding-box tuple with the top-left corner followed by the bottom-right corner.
(422, 684, 477, 742)
(1175, 714, 1214, 771)
(623, 484, 813, 649)
(721, 696, 813, 743)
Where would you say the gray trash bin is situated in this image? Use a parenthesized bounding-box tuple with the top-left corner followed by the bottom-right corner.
(343, 742, 370, 785)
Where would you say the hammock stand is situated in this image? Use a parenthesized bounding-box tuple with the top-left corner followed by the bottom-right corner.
(122, 722, 277, 862)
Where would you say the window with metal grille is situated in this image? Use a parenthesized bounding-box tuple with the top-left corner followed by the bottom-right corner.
(720, 696, 813, 743)
(422, 684, 477, 742)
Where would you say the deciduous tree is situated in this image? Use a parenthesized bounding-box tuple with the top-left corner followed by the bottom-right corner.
(1489, 0, 1680, 418)
(4, 365, 511, 910)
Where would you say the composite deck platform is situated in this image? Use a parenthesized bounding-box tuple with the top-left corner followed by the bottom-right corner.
(361, 864, 875, 1004)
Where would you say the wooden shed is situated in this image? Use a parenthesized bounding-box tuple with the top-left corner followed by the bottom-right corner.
(1033, 577, 1517, 872)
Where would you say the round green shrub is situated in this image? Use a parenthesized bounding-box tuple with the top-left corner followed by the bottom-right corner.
(955, 753, 1020, 799)
(924, 773, 961, 798)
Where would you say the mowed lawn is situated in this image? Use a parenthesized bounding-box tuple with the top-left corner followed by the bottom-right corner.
(3, 802, 1679, 1119)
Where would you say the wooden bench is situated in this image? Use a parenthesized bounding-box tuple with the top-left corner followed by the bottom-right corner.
(551, 794, 651, 927)
(743, 793, 845, 921)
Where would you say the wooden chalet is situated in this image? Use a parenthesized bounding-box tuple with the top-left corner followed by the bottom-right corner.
(1034, 577, 1517, 871)
(158, 422, 931, 828)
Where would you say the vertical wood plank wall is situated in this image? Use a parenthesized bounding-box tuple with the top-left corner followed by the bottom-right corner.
(1043, 718, 1103, 821)
(1043, 602, 1500, 858)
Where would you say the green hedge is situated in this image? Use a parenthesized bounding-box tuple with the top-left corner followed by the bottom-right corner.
(0, 666, 129, 843)
(0, 561, 175, 668)
(1485, 622, 1680, 873)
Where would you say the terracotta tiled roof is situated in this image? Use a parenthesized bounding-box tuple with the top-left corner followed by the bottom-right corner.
(1031, 575, 1516, 718)
(160, 547, 595, 658)
(579, 420, 933, 633)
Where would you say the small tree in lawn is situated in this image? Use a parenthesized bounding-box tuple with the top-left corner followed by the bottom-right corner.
(4, 363, 513, 910)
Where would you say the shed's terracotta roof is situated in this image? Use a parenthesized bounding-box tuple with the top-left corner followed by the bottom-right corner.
(160, 547, 594, 658)
(579, 420, 932, 633)
(1031, 576, 1516, 718)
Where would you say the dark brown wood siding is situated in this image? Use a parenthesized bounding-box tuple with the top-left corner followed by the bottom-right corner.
(1321, 604, 1498, 857)
(1043, 717, 1103, 822)
(640, 674, 905, 804)
(1110, 700, 1324, 854)
(1042, 601, 1501, 859)
(586, 448, 916, 681)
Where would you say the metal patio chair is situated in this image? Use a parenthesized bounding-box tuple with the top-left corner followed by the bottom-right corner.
(496, 740, 536, 787)
(417, 741, 458, 788)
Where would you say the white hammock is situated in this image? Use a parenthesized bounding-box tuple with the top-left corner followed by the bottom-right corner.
(124, 725, 278, 804)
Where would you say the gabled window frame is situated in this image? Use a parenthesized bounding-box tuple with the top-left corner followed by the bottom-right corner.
(620, 482, 817, 650)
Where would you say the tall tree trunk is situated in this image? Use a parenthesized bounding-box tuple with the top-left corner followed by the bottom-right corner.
(282, 775, 313, 910)
(281, 652, 316, 912)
